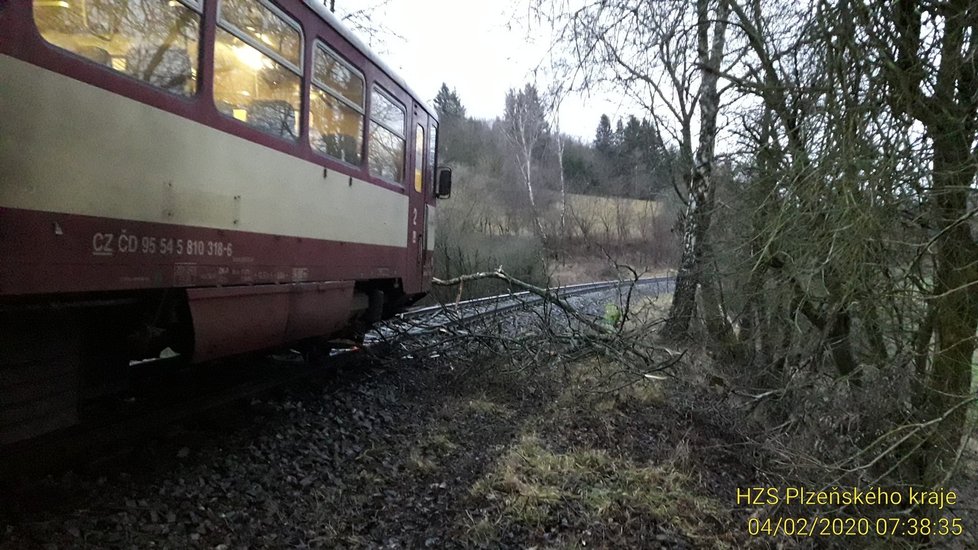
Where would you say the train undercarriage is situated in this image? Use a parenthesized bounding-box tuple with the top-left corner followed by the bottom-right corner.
(0, 281, 410, 446)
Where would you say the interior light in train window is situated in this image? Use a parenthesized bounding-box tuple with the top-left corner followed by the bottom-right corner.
(234, 45, 266, 71)
(233, 109, 248, 122)
(34, 0, 201, 96)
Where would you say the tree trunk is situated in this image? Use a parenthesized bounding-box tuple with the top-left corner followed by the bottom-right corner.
(922, 133, 978, 486)
(663, 0, 731, 341)
(557, 132, 567, 236)
(523, 154, 547, 242)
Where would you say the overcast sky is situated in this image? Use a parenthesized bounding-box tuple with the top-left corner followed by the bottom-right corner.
(340, 0, 635, 142)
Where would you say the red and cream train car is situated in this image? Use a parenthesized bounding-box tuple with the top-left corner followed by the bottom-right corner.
(0, 0, 451, 444)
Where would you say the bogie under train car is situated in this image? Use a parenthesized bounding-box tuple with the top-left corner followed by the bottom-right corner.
(0, 0, 451, 444)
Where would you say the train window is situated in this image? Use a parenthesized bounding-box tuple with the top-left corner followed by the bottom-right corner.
(312, 43, 364, 106)
(33, 0, 201, 96)
(218, 0, 301, 67)
(428, 123, 438, 194)
(371, 91, 405, 135)
(214, 0, 302, 140)
(414, 124, 424, 193)
(368, 87, 405, 183)
(309, 43, 364, 165)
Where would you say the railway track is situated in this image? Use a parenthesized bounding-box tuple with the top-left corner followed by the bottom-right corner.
(0, 276, 674, 478)
(380, 276, 675, 339)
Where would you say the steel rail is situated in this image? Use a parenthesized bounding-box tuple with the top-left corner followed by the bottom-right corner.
(402, 276, 674, 319)
(383, 277, 675, 339)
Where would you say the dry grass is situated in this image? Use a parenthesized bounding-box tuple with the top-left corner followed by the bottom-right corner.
(565, 193, 664, 241)
(465, 398, 515, 419)
(469, 433, 725, 544)
(555, 355, 667, 412)
(407, 430, 460, 473)
(457, 340, 738, 548)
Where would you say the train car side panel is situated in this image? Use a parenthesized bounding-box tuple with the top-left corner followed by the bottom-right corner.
(0, 53, 408, 296)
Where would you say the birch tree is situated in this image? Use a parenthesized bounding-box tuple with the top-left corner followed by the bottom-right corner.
(503, 84, 550, 241)
(664, 0, 733, 343)
(535, 0, 737, 343)
(547, 85, 569, 235)
(535, 0, 978, 495)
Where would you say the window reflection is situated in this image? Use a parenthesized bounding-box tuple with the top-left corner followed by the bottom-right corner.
(369, 125, 405, 182)
(214, 1, 301, 140)
(219, 0, 300, 68)
(371, 91, 404, 136)
(311, 88, 362, 164)
(313, 46, 363, 106)
(310, 44, 364, 164)
(368, 88, 405, 183)
(415, 124, 424, 193)
(428, 124, 438, 192)
(34, 0, 200, 96)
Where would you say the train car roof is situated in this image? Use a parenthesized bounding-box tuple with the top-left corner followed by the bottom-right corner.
(302, 0, 436, 120)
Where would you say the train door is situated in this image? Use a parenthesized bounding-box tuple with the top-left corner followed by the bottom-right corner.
(423, 121, 438, 288)
(405, 104, 429, 294)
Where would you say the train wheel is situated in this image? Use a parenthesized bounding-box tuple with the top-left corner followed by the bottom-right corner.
(0, 313, 81, 446)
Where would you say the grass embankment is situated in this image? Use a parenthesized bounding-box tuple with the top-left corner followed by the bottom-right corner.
(389, 294, 758, 548)
(461, 354, 733, 548)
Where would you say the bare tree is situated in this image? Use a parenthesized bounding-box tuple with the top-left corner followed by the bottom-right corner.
(532, 0, 977, 501)
(535, 0, 738, 343)
(714, 0, 978, 491)
(329, 0, 401, 50)
(664, 0, 733, 343)
(549, 88, 569, 235)
(852, 0, 978, 488)
(503, 83, 550, 242)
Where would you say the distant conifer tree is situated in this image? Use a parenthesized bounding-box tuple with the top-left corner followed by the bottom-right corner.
(434, 83, 466, 119)
(594, 114, 614, 154)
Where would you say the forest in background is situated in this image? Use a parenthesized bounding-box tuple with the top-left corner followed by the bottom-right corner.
(428, 83, 683, 300)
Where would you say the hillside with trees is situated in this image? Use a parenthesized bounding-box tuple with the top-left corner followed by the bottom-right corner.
(429, 83, 681, 298)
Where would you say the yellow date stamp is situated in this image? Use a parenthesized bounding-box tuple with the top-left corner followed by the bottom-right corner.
(738, 487, 966, 537)
(747, 516, 964, 537)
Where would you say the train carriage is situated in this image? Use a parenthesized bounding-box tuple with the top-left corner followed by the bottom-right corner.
(0, 0, 451, 444)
